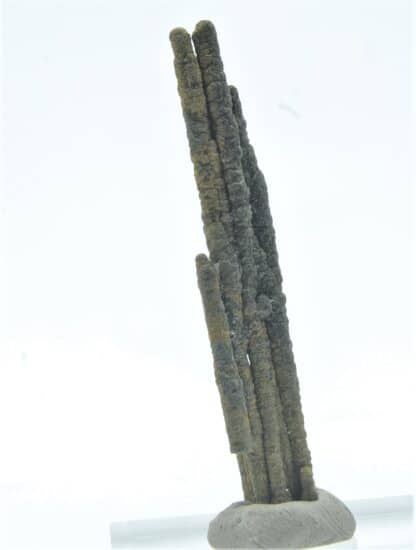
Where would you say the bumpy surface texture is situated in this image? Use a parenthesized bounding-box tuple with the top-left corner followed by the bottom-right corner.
(208, 489, 356, 549)
(170, 20, 316, 504)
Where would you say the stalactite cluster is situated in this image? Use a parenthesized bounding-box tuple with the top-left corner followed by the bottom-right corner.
(170, 20, 317, 504)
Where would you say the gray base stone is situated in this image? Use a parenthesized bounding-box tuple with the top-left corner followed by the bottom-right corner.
(208, 488, 356, 549)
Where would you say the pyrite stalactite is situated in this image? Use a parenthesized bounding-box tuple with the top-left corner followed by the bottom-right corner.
(170, 20, 318, 504)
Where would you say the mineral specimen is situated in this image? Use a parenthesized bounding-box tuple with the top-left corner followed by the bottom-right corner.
(170, 19, 316, 505)
(169, 19, 356, 550)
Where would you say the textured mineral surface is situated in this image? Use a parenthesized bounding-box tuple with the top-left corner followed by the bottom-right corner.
(169, 18, 355, 550)
(170, 18, 316, 505)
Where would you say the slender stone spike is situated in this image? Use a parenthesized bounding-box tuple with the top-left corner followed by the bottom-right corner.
(272, 364, 299, 498)
(169, 28, 234, 244)
(169, 28, 211, 150)
(299, 465, 317, 501)
(169, 29, 228, 253)
(219, 258, 270, 503)
(192, 20, 290, 502)
(191, 21, 241, 173)
(237, 453, 255, 502)
(196, 254, 252, 453)
(170, 25, 271, 502)
(249, 232, 297, 497)
(252, 234, 298, 499)
(197, 253, 270, 502)
(248, 319, 291, 503)
(229, 84, 318, 500)
(224, 225, 291, 502)
(223, 92, 297, 498)
(228, 85, 279, 273)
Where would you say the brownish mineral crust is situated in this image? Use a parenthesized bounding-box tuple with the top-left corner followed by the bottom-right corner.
(170, 20, 318, 504)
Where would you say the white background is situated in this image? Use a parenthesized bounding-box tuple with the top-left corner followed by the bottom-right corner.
(0, 0, 413, 537)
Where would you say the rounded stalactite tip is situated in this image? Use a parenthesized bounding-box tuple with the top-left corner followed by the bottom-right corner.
(228, 84, 237, 96)
(229, 85, 242, 113)
(193, 20, 218, 42)
(195, 253, 209, 268)
(195, 254, 213, 278)
(169, 27, 193, 56)
(194, 19, 216, 34)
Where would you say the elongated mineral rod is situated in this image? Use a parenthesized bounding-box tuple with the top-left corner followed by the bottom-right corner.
(192, 20, 290, 503)
(170, 27, 269, 502)
(228, 86, 298, 499)
(196, 254, 252, 453)
(216, 261, 270, 502)
(230, 84, 317, 500)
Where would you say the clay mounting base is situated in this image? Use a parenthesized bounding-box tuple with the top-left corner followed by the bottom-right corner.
(208, 488, 356, 549)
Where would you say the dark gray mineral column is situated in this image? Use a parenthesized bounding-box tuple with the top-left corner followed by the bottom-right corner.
(170, 26, 270, 503)
(229, 85, 317, 501)
(192, 20, 292, 504)
(195, 253, 252, 454)
(170, 20, 317, 504)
